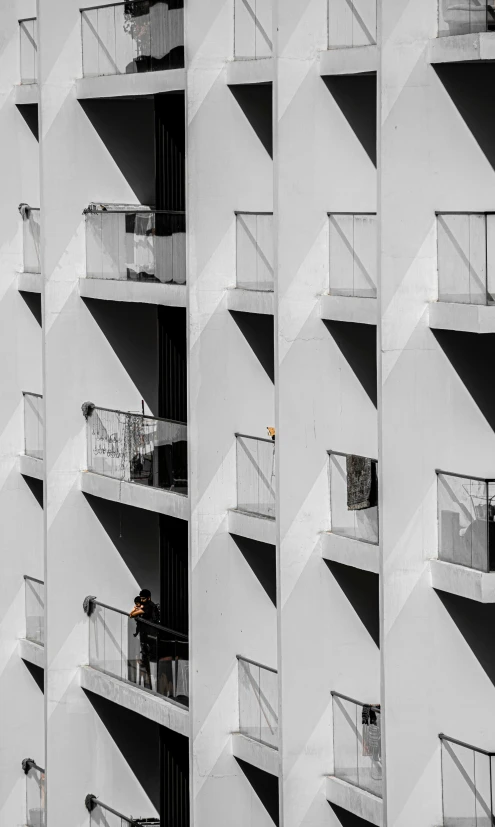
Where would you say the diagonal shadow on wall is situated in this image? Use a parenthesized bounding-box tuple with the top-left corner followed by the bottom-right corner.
(20, 291, 42, 326)
(328, 802, 375, 827)
(22, 660, 44, 693)
(325, 560, 380, 647)
(436, 589, 495, 686)
(22, 475, 43, 508)
(230, 310, 275, 383)
(322, 74, 377, 166)
(323, 320, 377, 407)
(16, 103, 39, 141)
(229, 83, 273, 158)
(235, 757, 279, 825)
(231, 533, 276, 606)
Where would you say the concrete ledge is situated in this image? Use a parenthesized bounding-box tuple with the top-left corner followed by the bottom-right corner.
(18, 454, 44, 481)
(226, 288, 274, 316)
(14, 83, 39, 105)
(80, 666, 189, 736)
(226, 58, 273, 86)
(320, 532, 379, 574)
(17, 271, 42, 293)
(430, 559, 495, 602)
(326, 776, 383, 826)
(18, 638, 45, 669)
(429, 301, 495, 333)
(231, 733, 279, 776)
(79, 277, 187, 308)
(429, 32, 495, 64)
(75, 68, 185, 100)
(320, 295, 377, 325)
(320, 45, 378, 76)
(228, 509, 276, 545)
(80, 471, 189, 521)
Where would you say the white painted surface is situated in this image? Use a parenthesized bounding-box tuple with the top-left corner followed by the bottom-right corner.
(430, 559, 495, 603)
(228, 509, 276, 545)
(18, 454, 44, 481)
(231, 733, 279, 777)
(320, 531, 380, 574)
(80, 471, 190, 521)
(227, 288, 274, 315)
(18, 638, 45, 670)
(320, 294, 378, 324)
(326, 776, 383, 826)
(429, 301, 495, 333)
(429, 31, 495, 63)
(75, 69, 186, 99)
(320, 45, 378, 76)
(226, 58, 274, 86)
(79, 276, 187, 308)
(17, 271, 42, 294)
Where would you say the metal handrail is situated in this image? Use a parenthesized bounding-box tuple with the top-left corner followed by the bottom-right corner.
(85, 794, 156, 826)
(439, 733, 495, 758)
(331, 690, 380, 711)
(88, 405, 186, 428)
(235, 432, 274, 445)
(234, 210, 273, 216)
(327, 211, 376, 216)
(237, 654, 277, 675)
(19, 16, 36, 23)
(328, 449, 378, 464)
(85, 597, 188, 640)
(81, 1, 148, 12)
(22, 758, 44, 775)
(436, 469, 495, 484)
(86, 208, 185, 216)
(23, 391, 43, 399)
(24, 574, 44, 586)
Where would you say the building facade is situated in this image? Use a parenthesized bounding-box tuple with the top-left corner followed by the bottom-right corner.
(1, 0, 494, 825)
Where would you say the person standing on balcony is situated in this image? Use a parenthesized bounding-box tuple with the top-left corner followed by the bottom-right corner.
(130, 589, 159, 690)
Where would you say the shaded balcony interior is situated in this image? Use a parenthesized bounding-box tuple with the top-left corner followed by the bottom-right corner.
(229, 311, 275, 382)
(329, 452, 379, 545)
(331, 691, 382, 799)
(323, 321, 377, 406)
(234, 0, 272, 60)
(236, 212, 274, 292)
(81, 0, 184, 78)
(231, 534, 276, 606)
(328, 0, 377, 48)
(22, 758, 45, 827)
(24, 575, 44, 646)
(235, 757, 279, 825)
(328, 213, 377, 299)
(235, 433, 275, 519)
(19, 18, 38, 84)
(438, 471, 495, 572)
(440, 734, 495, 826)
(228, 82, 273, 158)
(437, 213, 495, 306)
(322, 74, 377, 166)
(23, 392, 43, 461)
(438, 0, 495, 36)
(19, 205, 40, 274)
(85, 692, 189, 825)
(238, 656, 278, 749)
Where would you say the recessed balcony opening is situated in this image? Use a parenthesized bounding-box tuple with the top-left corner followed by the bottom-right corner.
(238, 656, 278, 750)
(24, 575, 44, 647)
(438, 471, 495, 572)
(19, 18, 38, 85)
(331, 691, 382, 799)
(236, 212, 273, 292)
(328, 0, 377, 48)
(81, 0, 184, 78)
(235, 433, 275, 519)
(328, 213, 377, 299)
(22, 758, 45, 827)
(23, 392, 43, 461)
(438, 1, 495, 37)
(437, 213, 495, 306)
(440, 734, 494, 825)
(234, 0, 272, 60)
(329, 452, 379, 545)
(19, 206, 40, 275)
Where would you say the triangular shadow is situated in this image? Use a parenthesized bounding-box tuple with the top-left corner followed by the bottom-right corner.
(20, 290, 42, 326)
(21, 474, 43, 508)
(324, 560, 380, 648)
(235, 757, 279, 825)
(434, 63, 495, 170)
(436, 589, 495, 687)
(231, 533, 276, 606)
(16, 103, 39, 141)
(328, 802, 375, 827)
(229, 83, 273, 158)
(323, 320, 377, 407)
(22, 659, 44, 693)
(322, 74, 377, 166)
(230, 310, 275, 383)
(432, 328, 495, 431)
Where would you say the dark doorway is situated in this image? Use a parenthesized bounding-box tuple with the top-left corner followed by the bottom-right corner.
(158, 306, 187, 422)
(160, 728, 189, 827)
(155, 93, 185, 212)
(160, 515, 188, 634)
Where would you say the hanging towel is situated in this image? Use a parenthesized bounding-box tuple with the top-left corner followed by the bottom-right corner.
(347, 454, 374, 511)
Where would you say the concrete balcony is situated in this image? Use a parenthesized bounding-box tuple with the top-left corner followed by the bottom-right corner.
(226, 58, 273, 86)
(429, 31, 495, 64)
(18, 638, 44, 669)
(320, 531, 379, 574)
(226, 288, 274, 316)
(430, 558, 495, 602)
(14, 83, 39, 105)
(230, 433, 276, 542)
(231, 733, 278, 776)
(228, 508, 276, 545)
(429, 301, 495, 334)
(81, 471, 189, 520)
(76, 67, 185, 100)
(18, 454, 43, 481)
(235, 656, 278, 775)
(320, 45, 378, 77)
(79, 277, 186, 309)
(17, 271, 41, 294)
(320, 294, 377, 325)
(326, 776, 383, 826)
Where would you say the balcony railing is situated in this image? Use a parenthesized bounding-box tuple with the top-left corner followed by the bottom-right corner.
(235, 433, 275, 519)
(81, 0, 184, 77)
(439, 1, 495, 36)
(329, 451, 379, 544)
(328, 0, 377, 48)
(24, 393, 43, 461)
(440, 734, 495, 826)
(86, 406, 187, 495)
(85, 208, 186, 285)
(238, 656, 278, 748)
(19, 205, 41, 274)
(24, 576, 44, 646)
(19, 18, 38, 84)
(86, 793, 159, 826)
(437, 213, 495, 305)
(332, 691, 382, 798)
(329, 213, 377, 298)
(236, 212, 274, 292)
(85, 597, 189, 707)
(234, 0, 272, 59)
(438, 471, 495, 572)
(22, 759, 45, 827)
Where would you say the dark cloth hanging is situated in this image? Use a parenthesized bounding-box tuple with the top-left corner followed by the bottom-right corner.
(347, 454, 376, 511)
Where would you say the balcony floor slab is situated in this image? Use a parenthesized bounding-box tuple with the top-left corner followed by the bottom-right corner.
(429, 301, 495, 334)
(320, 532, 379, 574)
(17, 271, 42, 293)
(429, 32, 495, 64)
(14, 83, 39, 105)
(75, 68, 186, 100)
(80, 471, 189, 521)
(320, 295, 377, 325)
(228, 509, 276, 545)
(231, 733, 279, 777)
(226, 58, 273, 86)
(320, 45, 378, 76)
(18, 454, 44, 481)
(80, 666, 189, 736)
(18, 638, 45, 669)
(226, 288, 274, 316)
(326, 776, 383, 826)
(79, 277, 186, 308)
(430, 558, 495, 603)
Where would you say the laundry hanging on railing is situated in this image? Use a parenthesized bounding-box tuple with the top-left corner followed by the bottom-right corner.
(347, 455, 377, 511)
